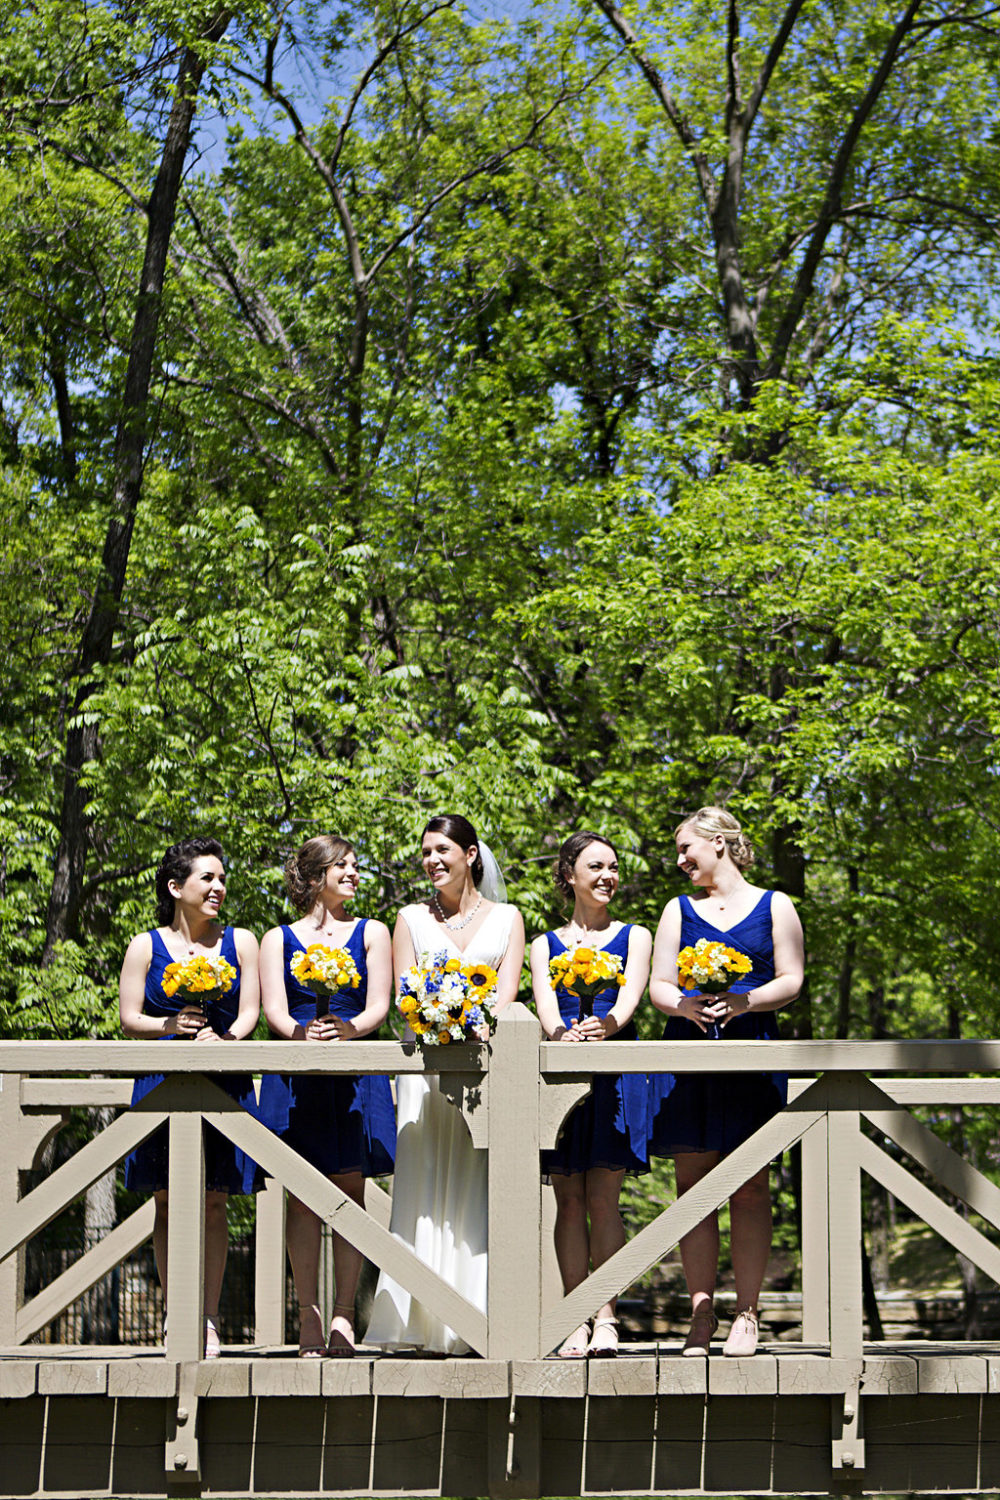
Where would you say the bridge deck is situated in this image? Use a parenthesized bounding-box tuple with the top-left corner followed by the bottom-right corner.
(3, 1340, 1000, 1498)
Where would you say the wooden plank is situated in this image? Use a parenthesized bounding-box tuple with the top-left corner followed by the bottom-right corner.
(41, 1393, 114, 1494)
(106, 1358, 177, 1398)
(199, 1396, 254, 1493)
(110, 1393, 170, 1497)
(200, 1098, 488, 1354)
(253, 1397, 326, 1493)
(446, 1396, 496, 1499)
(860, 1079, 1000, 1227)
(539, 1396, 585, 1497)
(0, 1100, 167, 1263)
(488, 1005, 543, 1359)
(653, 1393, 705, 1492)
(777, 1356, 859, 1395)
(0, 1038, 473, 1074)
(20, 1079, 133, 1109)
(861, 1079, 1000, 1104)
(772, 1394, 833, 1494)
(918, 1355, 989, 1393)
(587, 1355, 657, 1396)
(657, 1353, 708, 1395)
(585, 1394, 655, 1494)
(540, 1077, 830, 1352)
(252, 1357, 322, 1396)
(799, 1114, 830, 1343)
(0, 1392, 43, 1496)
(858, 1133, 1000, 1285)
(861, 1355, 919, 1395)
(825, 1075, 863, 1361)
(373, 1359, 506, 1399)
(253, 1179, 286, 1347)
(37, 1360, 107, 1395)
(321, 1359, 376, 1397)
(864, 1393, 980, 1492)
(540, 1037, 1000, 1073)
(371, 1395, 444, 1492)
(981, 1394, 1000, 1489)
(538, 1077, 592, 1152)
(195, 1359, 252, 1397)
(166, 1094, 205, 1364)
(0, 1360, 37, 1397)
(709, 1353, 778, 1394)
(16, 1198, 155, 1343)
(364, 1177, 393, 1228)
(512, 1359, 586, 1397)
(322, 1395, 377, 1494)
(703, 1394, 774, 1492)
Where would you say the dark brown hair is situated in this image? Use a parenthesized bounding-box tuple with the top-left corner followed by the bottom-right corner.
(553, 831, 620, 902)
(422, 814, 484, 885)
(285, 834, 356, 913)
(154, 838, 225, 925)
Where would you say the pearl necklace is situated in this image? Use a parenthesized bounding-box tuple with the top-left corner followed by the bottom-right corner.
(432, 892, 483, 931)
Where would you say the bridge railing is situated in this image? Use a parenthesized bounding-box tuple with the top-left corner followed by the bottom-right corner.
(3, 1016, 1000, 1374)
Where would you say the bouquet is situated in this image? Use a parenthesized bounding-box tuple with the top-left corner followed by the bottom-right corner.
(397, 951, 499, 1047)
(162, 953, 237, 1033)
(549, 946, 626, 1024)
(291, 944, 362, 1019)
(676, 938, 752, 994)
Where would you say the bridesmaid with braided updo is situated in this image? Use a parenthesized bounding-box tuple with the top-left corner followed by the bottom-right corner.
(258, 835, 395, 1357)
(648, 806, 803, 1358)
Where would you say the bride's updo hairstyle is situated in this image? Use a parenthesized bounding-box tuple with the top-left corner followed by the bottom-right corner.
(285, 834, 355, 914)
(677, 806, 755, 871)
(422, 814, 484, 886)
(155, 837, 225, 925)
(554, 831, 620, 903)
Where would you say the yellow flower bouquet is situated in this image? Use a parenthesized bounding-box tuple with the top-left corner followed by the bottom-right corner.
(162, 953, 237, 1032)
(291, 943, 361, 1018)
(397, 950, 499, 1048)
(676, 938, 753, 993)
(549, 946, 626, 1023)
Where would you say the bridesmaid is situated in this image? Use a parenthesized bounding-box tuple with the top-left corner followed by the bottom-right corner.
(648, 806, 803, 1357)
(258, 834, 395, 1357)
(531, 832, 651, 1358)
(119, 837, 261, 1359)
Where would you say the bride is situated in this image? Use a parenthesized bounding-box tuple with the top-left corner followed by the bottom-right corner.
(365, 813, 525, 1353)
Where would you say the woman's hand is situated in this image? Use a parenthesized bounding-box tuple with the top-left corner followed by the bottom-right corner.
(304, 1015, 337, 1041)
(704, 991, 751, 1026)
(176, 1005, 210, 1038)
(673, 992, 719, 1032)
(575, 1013, 614, 1042)
(328, 1015, 359, 1041)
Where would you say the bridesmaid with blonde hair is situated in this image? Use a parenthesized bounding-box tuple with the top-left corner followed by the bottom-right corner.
(649, 806, 803, 1357)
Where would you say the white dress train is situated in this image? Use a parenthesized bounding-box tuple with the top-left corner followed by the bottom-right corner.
(364, 902, 517, 1354)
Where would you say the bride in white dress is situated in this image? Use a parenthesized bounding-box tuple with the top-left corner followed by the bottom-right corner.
(365, 814, 525, 1353)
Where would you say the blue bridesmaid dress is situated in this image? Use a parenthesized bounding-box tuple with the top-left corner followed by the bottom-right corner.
(649, 892, 787, 1157)
(257, 921, 396, 1177)
(123, 927, 260, 1194)
(540, 925, 650, 1176)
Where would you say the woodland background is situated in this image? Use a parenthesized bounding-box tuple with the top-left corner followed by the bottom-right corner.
(2, 0, 1000, 1308)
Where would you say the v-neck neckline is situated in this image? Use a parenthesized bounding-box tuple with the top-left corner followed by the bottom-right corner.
(685, 891, 767, 936)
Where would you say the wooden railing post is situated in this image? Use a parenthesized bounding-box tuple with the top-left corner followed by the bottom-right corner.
(0, 1076, 24, 1345)
(486, 1003, 543, 1360)
(254, 1178, 287, 1346)
(825, 1074, 864, 1360)
(798, 1099, 831, 1343)
(165, 1079, 206, 1364)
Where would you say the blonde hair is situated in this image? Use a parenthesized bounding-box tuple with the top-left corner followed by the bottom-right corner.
(676, 806, 755, 871)
(285, 834, 355, 913)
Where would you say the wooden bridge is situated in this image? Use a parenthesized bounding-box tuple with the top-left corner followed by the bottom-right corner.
(3, 1011, 1000, 1497)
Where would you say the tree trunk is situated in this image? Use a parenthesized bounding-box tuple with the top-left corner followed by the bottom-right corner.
(43, 9, 232, 962)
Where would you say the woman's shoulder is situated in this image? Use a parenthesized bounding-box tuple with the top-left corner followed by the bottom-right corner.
(123, 929, 156, 963)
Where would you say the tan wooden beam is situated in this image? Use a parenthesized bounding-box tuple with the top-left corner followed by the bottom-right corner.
(15, 1199, 155, 1343)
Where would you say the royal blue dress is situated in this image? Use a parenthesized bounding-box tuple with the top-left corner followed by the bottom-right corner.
(257, 921, 396, 1177)
(648, 893, 787, 1157)
(123, 927, 260, 1194)
(540, 925, 650, 1176)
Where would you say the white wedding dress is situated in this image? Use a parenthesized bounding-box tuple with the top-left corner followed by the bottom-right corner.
(365, 901, 517, 1354)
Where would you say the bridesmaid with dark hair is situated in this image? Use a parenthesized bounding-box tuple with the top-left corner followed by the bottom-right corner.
(531, 832, 651, 1358)
(119, 837, 261, 1359)
(258, 834, 396, 1357)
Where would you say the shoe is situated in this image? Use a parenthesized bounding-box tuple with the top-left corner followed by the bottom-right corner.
(681, 1308, 719, 1357)
(554, 1321, 591, 1359)
(723, 1307, 759, 1357)
(327, 1301, 357, 1358)
(587, 1317, 619, 1358)
(297, 1303, 326, 1359)
(204, 1316, 221, 1360)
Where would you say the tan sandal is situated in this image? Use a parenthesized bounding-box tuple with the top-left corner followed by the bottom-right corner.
(587, 1316, 618, 1358)
(682, 1307, 719, 1357)
(554, 1321, 591, 1359)
(204, 1316, 221, 1360)
(723, 1307, 759, 1357)
(297, 1303, 326, 1359)
(327, 1300, 357, 1358)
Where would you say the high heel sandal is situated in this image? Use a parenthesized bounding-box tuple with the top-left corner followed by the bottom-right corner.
(554, 1321, 591, 1359)
(327, 1300, 357, 1358)
(204, 1316, 221, 1360)
(723, 1307, 759, 1357)
(587, 1317, 619, 1358)
(682, 1307, 718, 1357)
(297, 1303, 326, 1359)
